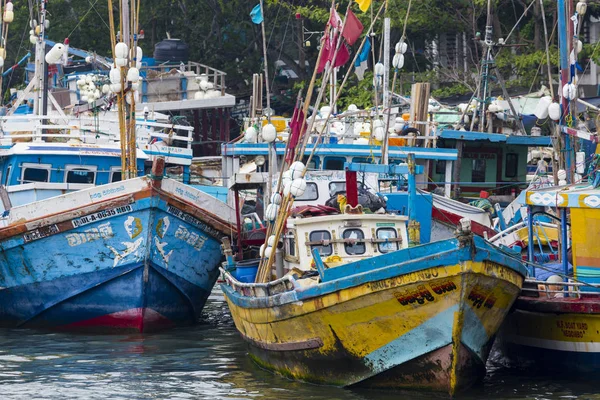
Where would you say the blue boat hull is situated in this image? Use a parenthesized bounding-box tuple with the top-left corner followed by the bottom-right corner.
(0, 182, 231, 333)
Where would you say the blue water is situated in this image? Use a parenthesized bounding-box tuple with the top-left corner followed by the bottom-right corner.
(0, 288, 598, 399)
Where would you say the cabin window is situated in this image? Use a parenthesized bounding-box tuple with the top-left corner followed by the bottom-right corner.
(65, 166, 97, 184)
(309, 230, 332, 256)
(295, 182, 318, 201)
(343, 229, 365, 255)
(110, 167, 122, 183)
(4, 165, 10, 185)
(435, 160, 446, 175)
(302, 155, 319, 170)
(329, 181, 346, 196)
(21, 163, 51, 183)
(323, 156, 346, 170)
(505, 153, 518, 178)
(471, 159, 486, 183)
(352, 157, 372, 164)
(377, 228, 399, 253)
(286, 230, 296, 257)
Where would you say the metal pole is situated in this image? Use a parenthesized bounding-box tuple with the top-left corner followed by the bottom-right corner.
(561, 207, 569, 281)
(527, 206, 535, 276)
(558, 0, 572, 183)
(383, 17, 390, 109)
(407, 153, 420, 246)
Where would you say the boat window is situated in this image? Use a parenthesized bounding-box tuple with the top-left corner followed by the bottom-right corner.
(110, 167, 122, 183)
(329, 181, 346, 196)
(4, 165, 10, 185)
(435, 160, 446, 175)
(343, 229, 365, 255)
(471, 159, 486, 183)
(286, 230, 296, 257)
(324, 156, 346, 170)
(505, 153, 518, 178)
(21, 163, 51, 183)
(295, 182, 318, 201)
(66, 167, 96, 184)
(352, 157, 372, 164)
(377, 228, 399, 253)
(309, 230, 332, 256)
(302, 155, 319, 170)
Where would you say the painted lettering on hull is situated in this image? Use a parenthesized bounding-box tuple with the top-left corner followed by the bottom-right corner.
(72, 205, 133, 228)
(23, 224, 60, 243)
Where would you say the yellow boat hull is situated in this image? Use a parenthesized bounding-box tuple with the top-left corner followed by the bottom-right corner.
(223, 257, 523, 394)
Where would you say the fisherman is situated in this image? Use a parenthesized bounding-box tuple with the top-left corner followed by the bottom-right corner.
(469, 190, 495, 217)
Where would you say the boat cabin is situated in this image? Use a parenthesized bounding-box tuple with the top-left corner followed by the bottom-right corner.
(0, 142, 147, 210)
(283, 212, 409, 274)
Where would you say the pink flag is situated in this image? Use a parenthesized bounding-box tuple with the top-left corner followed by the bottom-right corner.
(342, 10, 363, 45)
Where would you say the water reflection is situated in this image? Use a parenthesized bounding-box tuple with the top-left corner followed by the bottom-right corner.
(0, 290, 597, 399)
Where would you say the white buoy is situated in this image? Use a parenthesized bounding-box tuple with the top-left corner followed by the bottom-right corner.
(374, 62, 384, 75)
(45, 43, 65, 64)
(562, 83, 577, 100)
(347, 104, 358, 112)
(534, 96, 552, 119)
(270, 192, 282, 205)
(392, 54, 404, 69)
(374, 126, 385, 141)
(259, 244, 266, 257)
(265, 204, 279, 221)
(395, 41, 408, 54)
(548, 102, 561, 121)
(244, 126, 258, 143)
(261, 123, 277, 143)
(199, 80, 209, 91)
(283, 180, 293, 197)
(290, 178, 307, 197)
(126, 67, 140, 83)
(194, 91, 205, 100)
(576, 151, 586, 174)
(267, 235, 276, 247)
(115, 42, 128, 59)
(559, 179, 567, 186)
(102, 84, 109, 94)
(557, 169, 567, 181)
(115, 57, 127, 67)
(289, 161, 305, 180)
(109, 68, 121, 84)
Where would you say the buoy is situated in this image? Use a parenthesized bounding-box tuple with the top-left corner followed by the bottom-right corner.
(395, 41, 408, 54)
(548, 102, 561, 121)
(126, 67, 140, 83)
(259, 244, 266, 257)
(576, 40, 583, 53)
(534, 96, 552, 119)
(290, 178, 307, 197)
(374, 126, 385, 141)
(102, 84, 109, 94)
(45, 43, 65, 64)
(194, 91, 205, 100)
(374, 62, 384, 75)
(392, 54, 404, 69)
(289, 161, 305, 180)
(557, 169, 567, 181)
(115, 42, 128, 59)
(244, 126, 258, 143)
(267, 235, 276, 247)
(562, 83, 577, 100)
(265, 204, 279, 221)
(110, 83, 122, 93)
(347, 104, 358, 112)
(270, 192, 282, 205)
(264, 246, 273, 258)
(199, 80, 209, 91)
(115, 57, 127, 67)
(576, 1, 587, 15)
(283, 180, 293, 197)
(576, 151, 586, 174)
(559, 179, 567, 186)
(109, 68, 121, 84)
(3, 10, 14, 23)
(261, 123, 277, 143)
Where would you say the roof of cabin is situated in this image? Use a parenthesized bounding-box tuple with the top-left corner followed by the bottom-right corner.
(526, 184, 600, 209)
(439, 130, 552, 146)
(5, 142, 148, 159)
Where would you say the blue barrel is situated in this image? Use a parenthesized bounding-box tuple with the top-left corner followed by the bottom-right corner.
(233, 259, 260, 283)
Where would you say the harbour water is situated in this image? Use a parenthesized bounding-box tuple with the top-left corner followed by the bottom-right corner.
(0, 289, 597, 400)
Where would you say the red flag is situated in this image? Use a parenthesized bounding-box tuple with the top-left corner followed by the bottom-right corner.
(317, 35, 332, 73)
(287, 105, 305, 163)
(328, 7, 343, 31)
(342, 10, 363, 45)
(333, 42, 350, 68)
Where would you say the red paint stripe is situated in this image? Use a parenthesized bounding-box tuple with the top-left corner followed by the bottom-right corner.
(431, 208, 496, 238)
(60, 308, 174, 333)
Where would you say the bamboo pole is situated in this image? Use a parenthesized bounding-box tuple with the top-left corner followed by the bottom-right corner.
(256, 2, 387, 282)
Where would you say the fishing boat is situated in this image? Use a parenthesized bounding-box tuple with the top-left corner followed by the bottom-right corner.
(495, 0, 600, 372)
(497, 181, 600, 372)
(0, 0, 237, 332)
(221, 158, 527, 394)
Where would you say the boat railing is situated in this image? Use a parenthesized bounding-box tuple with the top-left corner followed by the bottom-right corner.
(0, 115, 194, 147)
(220, 266, 297, 298)
(141, 61, 227, 95)
(523, 278, 600, 298)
